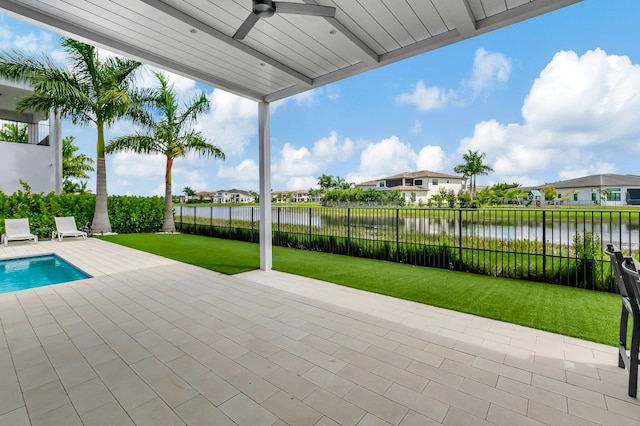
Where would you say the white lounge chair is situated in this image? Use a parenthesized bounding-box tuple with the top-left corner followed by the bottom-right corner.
(53, 216, 87, 242)
(1, 218, 38, 246)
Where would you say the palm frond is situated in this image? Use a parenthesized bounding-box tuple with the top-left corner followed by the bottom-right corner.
(105, 134, 158, 155)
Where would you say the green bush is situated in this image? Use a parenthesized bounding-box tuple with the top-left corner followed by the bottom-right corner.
(0, 187, 163, 234)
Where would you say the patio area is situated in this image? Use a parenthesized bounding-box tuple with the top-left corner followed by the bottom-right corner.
(0, 238, 638, 425)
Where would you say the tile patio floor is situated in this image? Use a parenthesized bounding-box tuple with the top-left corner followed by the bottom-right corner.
(0, 238, 638, 425)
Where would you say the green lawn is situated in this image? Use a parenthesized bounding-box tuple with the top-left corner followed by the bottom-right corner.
(98, 233, 621, 346)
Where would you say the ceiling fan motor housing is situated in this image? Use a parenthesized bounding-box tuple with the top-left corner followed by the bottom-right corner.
(253, 0, 275, 18)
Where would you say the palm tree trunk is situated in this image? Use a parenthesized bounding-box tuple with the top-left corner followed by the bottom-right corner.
(163, 158, 176, 232)
(91, 123, 112, 234)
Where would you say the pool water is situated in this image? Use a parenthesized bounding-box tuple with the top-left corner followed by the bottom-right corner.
(0, 254, 90, 294)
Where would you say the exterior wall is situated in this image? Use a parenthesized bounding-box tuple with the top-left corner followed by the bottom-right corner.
(554, 186, 633, 206)
(399, 190, 429, 205)
(0, 141, 58, 194)
(425, 178, 465, 195)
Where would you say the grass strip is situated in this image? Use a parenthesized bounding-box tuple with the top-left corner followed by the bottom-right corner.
(99, 233, 620, 346)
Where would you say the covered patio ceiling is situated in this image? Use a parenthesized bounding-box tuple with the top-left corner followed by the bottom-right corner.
(0, 0, 581, 102)
(0, 0, 582, 270)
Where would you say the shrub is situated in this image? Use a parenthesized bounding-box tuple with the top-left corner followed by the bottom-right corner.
(0, 186, 163, 234)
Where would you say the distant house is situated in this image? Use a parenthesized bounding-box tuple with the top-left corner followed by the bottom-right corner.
(356, 170, 467, 204)
(0, 78, 63, 194)
(191, 189, 256, 203)
(523, 174, 640, 206)
(272, 189, 320, 203)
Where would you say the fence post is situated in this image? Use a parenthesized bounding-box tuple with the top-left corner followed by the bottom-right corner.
(542, 210, 547, 281)
(210, 206, 213, 237)
(347, 208, 351, 256)
(309, 207, 312, 247)
(228, 206, 232, 239)
(396, 208, 400, 262)
(251, 207, 255, 242)
(193, 206, 196, 231)
(458, 209, 463, 270)
(277, 207, 281, 245)
(179, 206, 182, 232)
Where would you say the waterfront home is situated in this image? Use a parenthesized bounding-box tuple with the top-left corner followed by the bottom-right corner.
(356, 170, 467, 204)
(191, 189, 256, 203)
(524, 174, 640, 206)
(272, 189, 320, 203)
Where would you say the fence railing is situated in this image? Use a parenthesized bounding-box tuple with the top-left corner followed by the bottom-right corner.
(0, 119, 50, 145)
(176, 205, 640, 293)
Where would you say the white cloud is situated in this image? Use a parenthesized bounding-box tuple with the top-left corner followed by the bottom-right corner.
(272, 132, 354, 188)
(395, 80, 454, 111)
(416, 145, 446, 172)
(522, 49, 640, 146)
(173, 170, 208, 193)
(396, 48, 511, 111)
(457, 49, 640, 184)
(197, 89, 258, 157)
(286, 176, 317, 190)
(466, 48, 511, 93)
(217, 159, 259, 181)
(312, 131, 354, 163)
(411, 120, 422, 135)
(112, 152, 165, 178)
(354, 136, 417, 182)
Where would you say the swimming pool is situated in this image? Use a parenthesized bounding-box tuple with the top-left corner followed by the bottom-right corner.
(0, 254, 90, 294)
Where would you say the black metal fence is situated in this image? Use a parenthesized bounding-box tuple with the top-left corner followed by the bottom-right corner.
(176, 205, 640, 293)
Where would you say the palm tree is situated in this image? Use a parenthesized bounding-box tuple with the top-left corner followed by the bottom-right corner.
(454, 150, 494, 199)
(0, 37, 146, 233)
(62, 135, 94, 181)
(0, 122, 28, 143)
(105, 72, 225, 232)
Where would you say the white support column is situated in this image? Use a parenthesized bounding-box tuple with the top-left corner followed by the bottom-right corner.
(49, 111, 63, 194)
(258, 102, 272, 270)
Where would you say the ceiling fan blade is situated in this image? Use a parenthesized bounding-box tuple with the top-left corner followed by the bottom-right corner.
(274, 2, 336, 17)
(233, 12, 260, 40)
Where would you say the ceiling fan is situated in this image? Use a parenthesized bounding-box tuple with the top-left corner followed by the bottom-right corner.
(233, 0, 336, 40)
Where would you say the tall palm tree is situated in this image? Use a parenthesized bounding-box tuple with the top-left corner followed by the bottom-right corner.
(454, 150, 494, 199)
(105, 72, 225, 232)
(0, 37, 146, 233)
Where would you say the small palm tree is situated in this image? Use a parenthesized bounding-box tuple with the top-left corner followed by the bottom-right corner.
(105, 72, 225, 232)
(0, 37, 146, 233)
(0, 122, 28, 143)
(182, 186, 196, 201)
(454, 150, 494, 199)
(63, 136, 94, 181)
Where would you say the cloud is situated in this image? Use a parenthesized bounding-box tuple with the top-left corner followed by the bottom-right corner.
(111, 152, 165, 178)
(465, 48, 511, 93)
(411, 120, 422, 135)
(396, 48, 511, 111)
(416, 145, 446, 172)
(217, 159, 259, 181)
(351, 136, 417, 183)
(395, 80, 454, 111)
(346, 136, 450, 184)
(272, 132, 355, 188)
(285, 176, 317, 190)
(457, 49, 640, 184)
(197, 89, 258, 157)
(312, 131, 354, 163)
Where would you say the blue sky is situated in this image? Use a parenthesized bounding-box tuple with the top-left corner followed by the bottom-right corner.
(2, 1, 640, 196)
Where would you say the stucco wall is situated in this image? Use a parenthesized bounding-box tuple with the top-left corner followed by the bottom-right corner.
(0, 142, 57, 194)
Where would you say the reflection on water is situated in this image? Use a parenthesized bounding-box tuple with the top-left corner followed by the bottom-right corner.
(178, 206, 640, 249)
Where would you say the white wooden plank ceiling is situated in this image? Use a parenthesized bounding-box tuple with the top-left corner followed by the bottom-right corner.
(0, 0, 581, 102)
